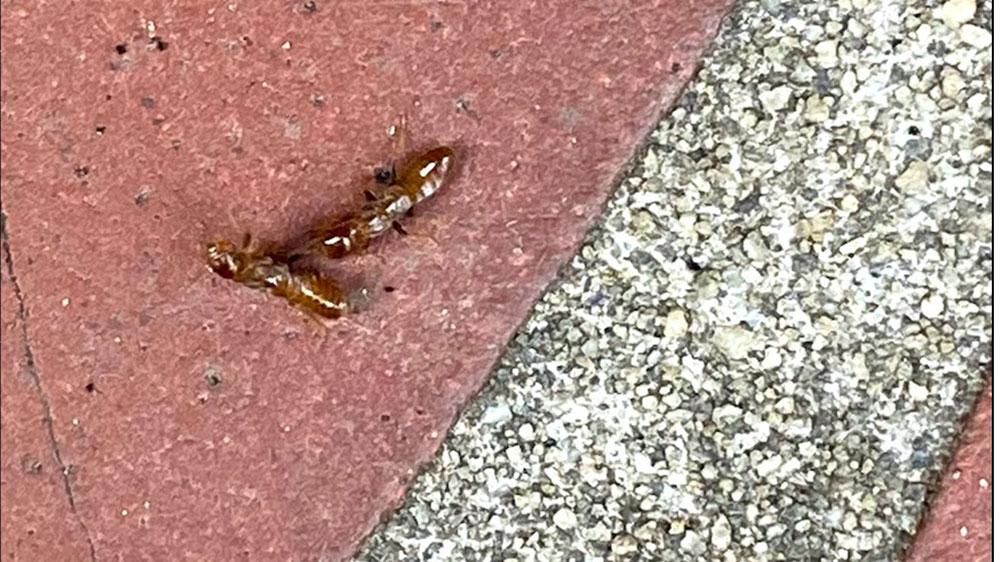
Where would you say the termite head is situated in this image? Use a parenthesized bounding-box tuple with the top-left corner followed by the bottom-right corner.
(205, 239, 244, 279)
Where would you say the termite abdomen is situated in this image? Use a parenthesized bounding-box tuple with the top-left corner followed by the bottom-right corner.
(206, 239, 350, 319)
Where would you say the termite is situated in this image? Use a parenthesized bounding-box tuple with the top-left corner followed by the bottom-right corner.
(206, 118, 452, 320)
(289, 145, 456, 261)
(206, 236, 351, 320)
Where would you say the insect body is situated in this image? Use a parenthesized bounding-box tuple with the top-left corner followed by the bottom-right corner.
(206, 137, 455, 321)
(206, 239, 350, 319)
(298, 146, 455, 260)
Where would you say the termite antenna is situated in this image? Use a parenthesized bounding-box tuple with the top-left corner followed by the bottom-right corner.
(222, 208, 254, 251)
(390, 113, 407, 160)
(225, 208, 240, 232)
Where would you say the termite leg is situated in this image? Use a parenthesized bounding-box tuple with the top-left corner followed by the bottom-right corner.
(303, 309, 333, 329)
(391, 114, 407, 156)
(405, 208, 415, 218)
(392, 221, 408, 236)
(225, 208, 241, 231)
(364, 188, 379, 201)
(405, 229, 442, 250)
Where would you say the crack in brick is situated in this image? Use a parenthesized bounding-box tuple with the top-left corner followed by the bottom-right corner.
(1, 210, 98, 562)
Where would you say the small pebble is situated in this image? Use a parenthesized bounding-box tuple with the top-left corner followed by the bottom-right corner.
(895, 160, 930, 193)
(959, 24, 991, 50)
(553, 508, 577, 530)
(760, 85, 792, 113)
(517, 423, 535, 441)
(481, 403, 512, 425)
(803, 94, 831, 122)
(711, 515, 733, 550)
(921, 293, 945, 318)
(937, 0, 976, 28)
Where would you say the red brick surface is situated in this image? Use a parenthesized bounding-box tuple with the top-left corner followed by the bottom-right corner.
(1, 243, 93, 561)
(906, 378, 993, 562)
(1, 2, 735, 560)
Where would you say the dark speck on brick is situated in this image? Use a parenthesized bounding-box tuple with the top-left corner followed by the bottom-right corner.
(134, 185, 153, 206)
(204, 364, 224, 388)
(115, 43, 128, 55)
(455, 96, 480, 120)
(150, 36, 169, 51)
(21, 457, 42, 474)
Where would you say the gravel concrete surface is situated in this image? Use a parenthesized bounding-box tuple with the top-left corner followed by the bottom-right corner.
(355, 0, 993, 560)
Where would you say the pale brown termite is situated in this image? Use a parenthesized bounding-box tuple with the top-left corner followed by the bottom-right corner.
(290, 146, 456, 260)
(206, 237, 350, 320)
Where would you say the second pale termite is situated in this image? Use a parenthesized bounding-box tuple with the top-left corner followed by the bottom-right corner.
(291, 146, 456, 260)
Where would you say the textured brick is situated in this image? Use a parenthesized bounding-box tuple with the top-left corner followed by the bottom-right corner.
(1, 241, 93, 561)
(0, 1, 734, 559)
